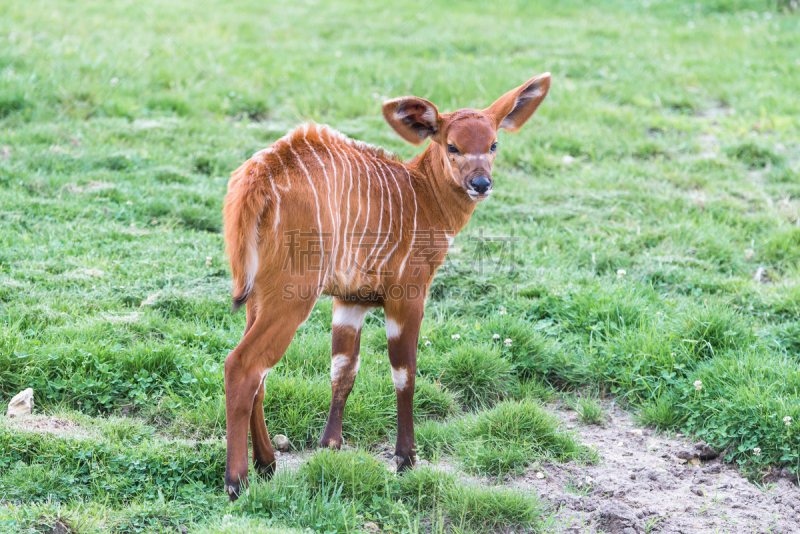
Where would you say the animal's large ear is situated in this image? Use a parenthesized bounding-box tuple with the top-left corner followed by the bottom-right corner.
(382, 96, 441, 145)
(484, 73, 551, 133)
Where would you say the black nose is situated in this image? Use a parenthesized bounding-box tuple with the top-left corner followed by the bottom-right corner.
(470, 176, 491, 194)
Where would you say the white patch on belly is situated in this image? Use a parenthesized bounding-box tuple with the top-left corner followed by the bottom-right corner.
(391, 367, 408, 391)
(332, 304, 370, 330)
(385, 318, 402, 340)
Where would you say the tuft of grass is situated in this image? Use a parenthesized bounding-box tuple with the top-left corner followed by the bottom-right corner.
(445, 483, 543, 531)
(678, 301, 756, 359)
(439, 343, 512, 409)
(567, 394, 606, 426)
(236, 467, 359, 533)
(299, 448, 390, 503)
(726, 142, 781, 169)
(636, 393, 688, 431)
(457, 400, 594, 476)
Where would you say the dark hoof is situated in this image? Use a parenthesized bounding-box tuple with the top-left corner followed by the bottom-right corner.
(224, 481, 241, 502)
(318, 435, 342, 450)
(393, 454, 415, 473)
(254, 459, 276, 479)
(224, 473, 248, 502)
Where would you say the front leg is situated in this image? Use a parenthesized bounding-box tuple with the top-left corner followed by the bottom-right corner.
(385, 299, 423, 472)
(319, 300, 370, 449)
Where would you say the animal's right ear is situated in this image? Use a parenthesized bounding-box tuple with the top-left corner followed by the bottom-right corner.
(382, 97, 441, 146)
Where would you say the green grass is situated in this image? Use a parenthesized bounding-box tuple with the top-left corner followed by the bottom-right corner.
(567, 393, 606, 426)
(2, 0, 800, 532)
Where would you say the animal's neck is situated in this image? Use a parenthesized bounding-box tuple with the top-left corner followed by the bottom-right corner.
(407, 143, 476, 236)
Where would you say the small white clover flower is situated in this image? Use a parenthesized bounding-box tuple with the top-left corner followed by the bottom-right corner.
(753, 447, 761, 456)
(784, 416, 792, 426)
(493, 334, 501, 340)
(499, 306, 507, 315)
(451, 334, 460, 340)
(617, 269, 626, 279)
(376, 360, 382, 364)
(504, 338, 512, 344)
(693, 380, 702, 391)
(424, 341, 431, 347)
(205, 256, 213, 266)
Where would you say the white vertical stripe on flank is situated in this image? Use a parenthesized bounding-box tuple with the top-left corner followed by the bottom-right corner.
(369, 160, 393, 273)
(265, 165, 281, 232)
(304, 134, 337, 282)
(341, 142, 355, 272)
(274, 148, 292, 192)
(377, 161, 404, 272)
(347, 152, 364, 278)
(397, 166, 417, 278)
(318, 128, 341, 271)
(364, 157, 385, 271)
(288, 140, 326, 291)
(354, 151, 372, 277)
(330, 140, 352, 274)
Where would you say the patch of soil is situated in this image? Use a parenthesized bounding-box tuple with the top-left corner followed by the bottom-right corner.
(514, 402, 800, 533)
(4, 415, 95, 440)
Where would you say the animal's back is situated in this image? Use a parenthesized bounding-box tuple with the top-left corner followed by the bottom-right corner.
(224, 122, 424, 307)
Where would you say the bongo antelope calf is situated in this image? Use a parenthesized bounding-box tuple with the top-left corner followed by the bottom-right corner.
(222, 73, 550, 499)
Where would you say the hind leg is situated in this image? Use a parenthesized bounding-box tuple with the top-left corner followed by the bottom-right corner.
(243, 302, 275, 477)
(224, 295, 315, 501)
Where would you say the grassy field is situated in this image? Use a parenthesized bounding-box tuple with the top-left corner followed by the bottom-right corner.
(1, 0, 799, 532)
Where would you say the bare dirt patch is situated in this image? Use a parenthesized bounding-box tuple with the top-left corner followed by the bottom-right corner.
(515, 402, 800, 533)
(3, 415, 96, 440)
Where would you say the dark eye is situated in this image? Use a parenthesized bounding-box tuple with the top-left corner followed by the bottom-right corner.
(490, 142, 498, 153)
(447, 144, 460, 154)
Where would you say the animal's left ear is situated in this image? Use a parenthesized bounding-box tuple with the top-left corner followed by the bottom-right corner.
(484, 73, 551, 133)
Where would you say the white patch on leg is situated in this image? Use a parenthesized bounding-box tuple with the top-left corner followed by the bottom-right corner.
(261, 368, 272, 386)
(391, 367, 408, 391)
(332, 304, 369, 330)
(331, 354, 350, 382)
(385, 318, 402, 340)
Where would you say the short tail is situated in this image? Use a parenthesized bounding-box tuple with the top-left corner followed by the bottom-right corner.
(223, 161, 269, 312)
